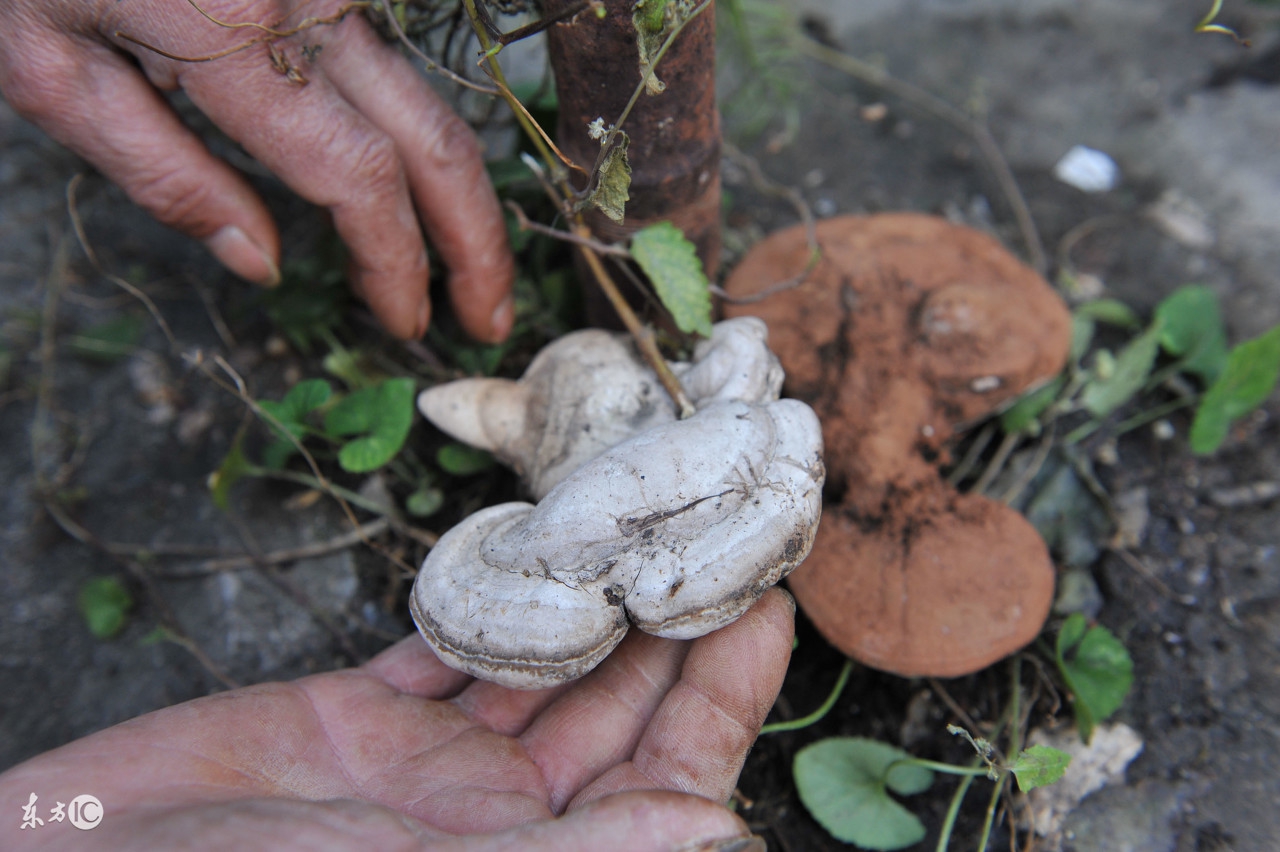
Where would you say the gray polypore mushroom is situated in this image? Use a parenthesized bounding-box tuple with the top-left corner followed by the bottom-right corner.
(418, 317, 786, 499)
(412, 319, 823, 688)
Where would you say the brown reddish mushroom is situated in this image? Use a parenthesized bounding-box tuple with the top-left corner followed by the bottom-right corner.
(723, 213, 1071, 677)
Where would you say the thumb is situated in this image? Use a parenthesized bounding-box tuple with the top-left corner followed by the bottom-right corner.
(450, 790, 760, 852)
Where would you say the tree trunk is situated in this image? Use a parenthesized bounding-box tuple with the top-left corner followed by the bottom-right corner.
(540, 0, 721, 306)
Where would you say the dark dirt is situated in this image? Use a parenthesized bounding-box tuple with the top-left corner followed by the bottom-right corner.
(3, 0, 1280, 850)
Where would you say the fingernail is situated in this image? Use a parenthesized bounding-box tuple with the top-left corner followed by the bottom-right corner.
(680, 836, 767, 852)
(205, 225, 279, 287)
(777, 586, 797, 614)
(490, 294, 514, 341)
(416, 297, 432, 339)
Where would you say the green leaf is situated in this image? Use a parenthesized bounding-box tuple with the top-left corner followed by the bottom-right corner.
(794, 738, 933, 850)
(588, 134, 632, 224)
(1081, 322, 1162, 417)
(139, 625, 172, 646)
(1070, 315, 1096, 364)
(261, 438, 296, 471)
(257, 379, 332, 468)
(77, 577, 133, 639)
(282, 378, 333, 418)
(210, 436, 251, 510)
(1190, 325, 1280, 454)
(261, 253, 348, 353)
(323, 345, 374, 391)
(65, 314, 145, 362)
(1009, 745, 1072, 792)
(406, 486, 445, 518)
(1056, 613, 1133, 743)
(1155, 285, 1229, 384)
(1001, 376, 1066, 435)
(259, 379, 331, 435)
(324, 378, 415, 473)
(1075, 299, 1142, 329)
(630, 222, 714, 338)
(436, 443, 496, 477)
(1019, 450, 1111, 569)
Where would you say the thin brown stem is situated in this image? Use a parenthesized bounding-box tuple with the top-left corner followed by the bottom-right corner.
(999, 421, 1057, 506)
(67, 175, 178, 352)
(159, 518, 392, 577)
(117, 2, 369, 64)
(929, 677, 989, 748)
(971, 430, 1020, 496)
(946, 421, 997, 487)
(576, 236, 695, 418)
(496, 0, 594, 46)
(184, 0, 369, 37)
(505, 201, 629, 257)
(377, 0, 501, 95)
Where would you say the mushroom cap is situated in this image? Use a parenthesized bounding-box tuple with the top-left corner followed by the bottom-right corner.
(723, 214, 1068, 677)
(418, 318, 784, 501)
(723, 213, 1072, 492)
(410, 502, 631, 690)
(410, 399, 824, 688)
(788, 485, 1055, 678)
(419, 330, 674, 500)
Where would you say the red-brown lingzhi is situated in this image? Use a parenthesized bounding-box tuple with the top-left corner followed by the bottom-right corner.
(724, 213, 1071, 677)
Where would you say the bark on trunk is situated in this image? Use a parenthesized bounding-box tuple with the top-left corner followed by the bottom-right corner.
(540, 0, 721, 285)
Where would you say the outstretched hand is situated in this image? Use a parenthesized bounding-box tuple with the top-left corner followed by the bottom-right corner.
(0, 589, 793, 850)
(0, 0, 515, 341)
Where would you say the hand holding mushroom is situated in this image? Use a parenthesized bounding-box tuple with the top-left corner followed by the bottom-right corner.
(415, 318, 825, 688)
(0, 595, 792, 850)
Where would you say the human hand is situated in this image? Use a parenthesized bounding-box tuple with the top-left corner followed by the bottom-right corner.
(0, 589, 793, 850)
(0, 0, 515, 342)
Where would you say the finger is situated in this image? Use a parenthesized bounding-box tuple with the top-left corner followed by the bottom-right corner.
(0, 32, 279, 285)
(320, 21, 516, 343)
(364, 634, 473, 700)
(567, 588, 795, 809)
(449, 680, 570, 739)
(52, 798, 449, 852)
(520, 630, 689, 813)
(149, 40, 429, 340)
(436, 790, 755, 852)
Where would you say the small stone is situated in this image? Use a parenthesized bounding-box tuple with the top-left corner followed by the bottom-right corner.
(860, 102, 888, 122)
(1112, 487, 1150, 549)
(1053, 145, 1120, 193)
(1027, 723, 1145, 838)
(1147, 189, 1214, 251)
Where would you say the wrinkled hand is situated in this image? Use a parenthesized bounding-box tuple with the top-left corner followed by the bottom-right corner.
(0, 0, 514, 341)
(0, 590, 793, 850)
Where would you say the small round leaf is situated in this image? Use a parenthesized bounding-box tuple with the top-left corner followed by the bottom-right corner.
(794, 737, 933, 850)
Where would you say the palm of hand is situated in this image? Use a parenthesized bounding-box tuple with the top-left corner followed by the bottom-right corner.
(1, 591, 791, 850)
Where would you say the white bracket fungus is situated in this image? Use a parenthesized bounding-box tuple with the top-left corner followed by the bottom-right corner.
(411, 318, 823, 688)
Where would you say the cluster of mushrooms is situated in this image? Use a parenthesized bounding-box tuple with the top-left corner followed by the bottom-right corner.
(412, 213, 1072, 686)
(412, 318, 825, 688)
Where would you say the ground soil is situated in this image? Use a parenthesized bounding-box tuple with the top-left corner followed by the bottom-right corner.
(2, 0, 1279, 850)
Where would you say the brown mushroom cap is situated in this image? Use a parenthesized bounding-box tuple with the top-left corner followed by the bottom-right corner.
(792, 480, 1055, 677)
(723, 213, 1068, 677)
